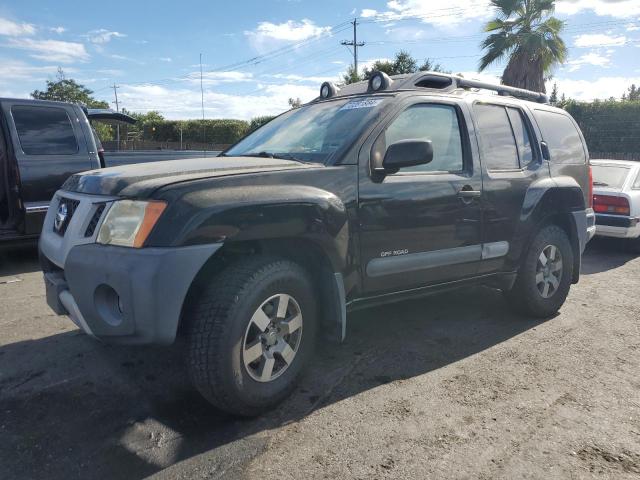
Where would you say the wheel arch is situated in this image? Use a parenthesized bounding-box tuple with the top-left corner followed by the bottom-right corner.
(513, 178, 586, 283)
(178, 237, 347, 342)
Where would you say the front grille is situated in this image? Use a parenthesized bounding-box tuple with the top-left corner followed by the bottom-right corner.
(84, 204, 105, 237)
(53, 198, 80, 236)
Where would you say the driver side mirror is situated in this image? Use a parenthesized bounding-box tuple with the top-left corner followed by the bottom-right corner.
(382, 139, 434, 173)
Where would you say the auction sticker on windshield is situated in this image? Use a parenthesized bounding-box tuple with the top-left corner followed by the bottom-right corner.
(339, 98, 385, 111)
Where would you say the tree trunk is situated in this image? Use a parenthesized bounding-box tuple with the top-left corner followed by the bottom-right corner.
(501, 50, 546, 93)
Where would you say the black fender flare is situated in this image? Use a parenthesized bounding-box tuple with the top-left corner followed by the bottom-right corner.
(161, 184, 351, 272)
(511, 175, 586, 281)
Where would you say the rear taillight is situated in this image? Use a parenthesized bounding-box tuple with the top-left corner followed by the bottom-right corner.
(588, 165, 593, 208)
(593, 194, 630, 215)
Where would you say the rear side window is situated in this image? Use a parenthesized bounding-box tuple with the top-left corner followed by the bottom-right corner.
(473, 104, 519, 170)
(506, 107, 534, 166)
(12, 106, 79, 155)
(533, 110, 585, 164)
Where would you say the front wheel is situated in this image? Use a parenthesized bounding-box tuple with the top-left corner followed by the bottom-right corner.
(504, 225, 574, 318)
(186, 256, 317, 416)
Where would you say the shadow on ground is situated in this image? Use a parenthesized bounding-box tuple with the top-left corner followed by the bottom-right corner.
(0, 242, 40, 278)
(582, 237, 637, 275)
(0, 281, 550, 479)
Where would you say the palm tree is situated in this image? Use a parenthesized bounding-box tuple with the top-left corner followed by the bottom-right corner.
(479, 0, 566, 93)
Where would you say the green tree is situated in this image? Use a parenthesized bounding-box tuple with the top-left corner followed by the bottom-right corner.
(288, 97, 302, 108)
(31, 68, 108, 108)
(479, 0, 567, 93)
(342, 64, 361, 85)
(549, 82, 559, 105)
(391, 50, 417, 74)
(249, 115, 275, 132)
(363, 51, 449, 79)
(362, 58, 396, 79)
(418, 58, 449, 73)
(344, 51, 449, 84)
(122, 109, 165, 125)
(622, 84, 639, 101)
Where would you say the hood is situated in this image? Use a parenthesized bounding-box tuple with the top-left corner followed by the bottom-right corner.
(62, 156, 318, 197)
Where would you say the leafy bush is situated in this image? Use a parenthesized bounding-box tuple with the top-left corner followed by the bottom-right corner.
(249, 115, 276, 132)
(564, 100, 640, 156)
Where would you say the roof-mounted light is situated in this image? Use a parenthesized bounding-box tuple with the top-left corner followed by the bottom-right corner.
(368, 71, 392, 92)
(320, 81, 339, 99)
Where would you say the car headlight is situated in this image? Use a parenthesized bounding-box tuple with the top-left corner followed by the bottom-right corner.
(97, 200, 167, 248)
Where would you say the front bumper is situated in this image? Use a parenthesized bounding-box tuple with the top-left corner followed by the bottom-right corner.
(41, 243, 221, 345)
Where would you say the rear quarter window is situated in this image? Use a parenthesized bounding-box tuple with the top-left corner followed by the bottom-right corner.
(533, 109, 586, 164)
(11, 105, 79, 155)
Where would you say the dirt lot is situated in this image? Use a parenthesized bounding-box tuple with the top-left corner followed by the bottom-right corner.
(1, 239, 639, 479)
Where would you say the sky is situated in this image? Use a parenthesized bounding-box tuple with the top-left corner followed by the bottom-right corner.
(0, 0, 639, 120)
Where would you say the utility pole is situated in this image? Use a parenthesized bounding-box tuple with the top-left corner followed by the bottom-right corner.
(341, 18, 365, 77)
(199, 53, 206, 156)
(112, 83, 120, 152)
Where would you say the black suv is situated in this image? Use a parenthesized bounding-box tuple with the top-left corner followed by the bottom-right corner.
(0, 98, 134, 242)
(39, 72, 596, 416)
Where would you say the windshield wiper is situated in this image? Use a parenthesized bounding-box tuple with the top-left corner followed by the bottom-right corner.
(244, 151, 310, 164)
(244, 151, 275, 158)
(593, 181, 609, 187)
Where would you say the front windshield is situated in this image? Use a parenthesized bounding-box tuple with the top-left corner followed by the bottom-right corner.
(225, 97, 386, 164)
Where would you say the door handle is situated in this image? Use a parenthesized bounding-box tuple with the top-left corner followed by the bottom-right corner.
(458, 188, 481, 199)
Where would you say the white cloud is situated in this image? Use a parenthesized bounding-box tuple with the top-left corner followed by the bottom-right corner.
(185, 70, 254, 85)
(0, 60, 62, 82)
(6, 38, 89, 63)
(245, 19, 331, 50)
(50, 26, 66, 34)
(86, 29, 126, 44)
(384, 25, 428, 41)
(627, 22, 640, 31)
(567, 52, 611, 71)
(556, 0, 640, 17)
(97, 68, 124, 76)
(0, 17, 36, 36)
(362, 0, 492, 27)
(117, 82, 319, 120)
(269, 73, 341, 84)
(159, 57, 172, 62)
(551, 76, 640, 100)
(574, 33, 627, 47)
(361, 9, 379, 18)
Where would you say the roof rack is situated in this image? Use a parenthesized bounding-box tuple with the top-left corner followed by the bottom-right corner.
(398, 72, 549, 104)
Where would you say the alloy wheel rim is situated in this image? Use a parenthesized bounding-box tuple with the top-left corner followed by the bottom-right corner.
(242, 293, 303, 383)
(536, 244, 563, 299)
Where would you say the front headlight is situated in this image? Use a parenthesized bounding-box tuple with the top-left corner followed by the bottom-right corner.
(97, 200, 167, 248)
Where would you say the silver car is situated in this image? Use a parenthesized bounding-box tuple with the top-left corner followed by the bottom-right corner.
(592, 159, 640, 249)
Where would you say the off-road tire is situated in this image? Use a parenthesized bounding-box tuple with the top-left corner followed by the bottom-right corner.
(505, 225, 574, 318)
(186, 255, 317, 416)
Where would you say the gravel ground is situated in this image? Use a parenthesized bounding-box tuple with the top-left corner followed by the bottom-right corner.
(0, 238, 639, 479)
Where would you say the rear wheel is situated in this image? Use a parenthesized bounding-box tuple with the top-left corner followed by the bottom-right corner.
(186, 256, 317, 416)
(505, 225, 574, 318)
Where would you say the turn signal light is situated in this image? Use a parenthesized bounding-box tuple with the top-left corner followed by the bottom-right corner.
(593, 194, 630, 216)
